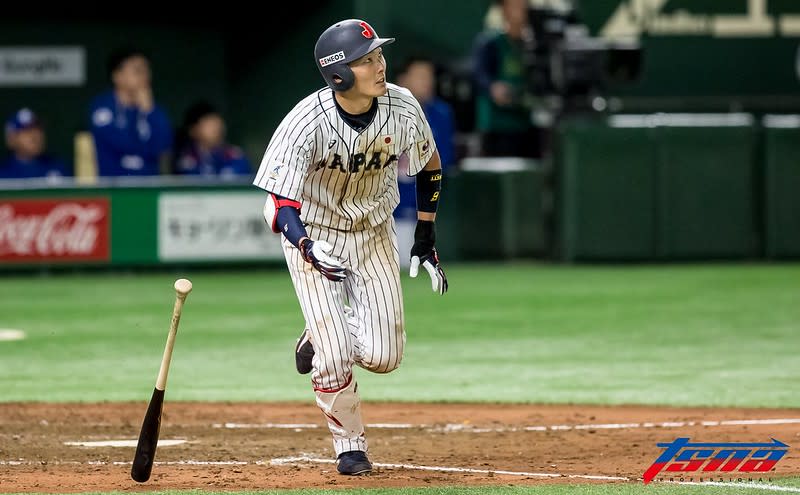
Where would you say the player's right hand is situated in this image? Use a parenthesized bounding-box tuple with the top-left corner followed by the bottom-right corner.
(300, 239, 347, 282)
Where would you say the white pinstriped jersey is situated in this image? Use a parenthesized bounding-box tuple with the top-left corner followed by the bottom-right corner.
(253, 83, 436, 231)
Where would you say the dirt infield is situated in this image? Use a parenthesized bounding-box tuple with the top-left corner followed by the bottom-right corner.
(1, 402, 799, 492)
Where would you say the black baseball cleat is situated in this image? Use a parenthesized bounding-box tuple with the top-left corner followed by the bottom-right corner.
(336, 450, 372, 475)
(295, 329, 314, 374)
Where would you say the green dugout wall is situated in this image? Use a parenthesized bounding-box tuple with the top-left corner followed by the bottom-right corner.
(448, 160, 547, 260)
(557, 113, 800, 261)
(556, 121, 658, 260)
(657, 123, 759, 258)
(763, 115, 800, 259)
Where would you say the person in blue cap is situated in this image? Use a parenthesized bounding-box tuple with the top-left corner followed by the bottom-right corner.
(88, 46, 173, 176)
(172, 101, 251, 179)
(1, 108, 69, 180)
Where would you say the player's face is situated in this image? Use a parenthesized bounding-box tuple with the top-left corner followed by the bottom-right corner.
(349, 48, 387, 97)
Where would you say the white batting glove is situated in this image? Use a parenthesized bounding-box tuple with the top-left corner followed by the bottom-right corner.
(300, 239, 347, 282)
(409, 220, 448, 295)
(410, 251, 448, 295)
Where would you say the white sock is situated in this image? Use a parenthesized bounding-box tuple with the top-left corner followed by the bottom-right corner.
(315, 377, 368, 456)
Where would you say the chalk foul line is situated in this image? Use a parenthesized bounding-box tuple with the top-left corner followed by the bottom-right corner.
(213, 418, 800, 433)
(269, 455, 629, 481)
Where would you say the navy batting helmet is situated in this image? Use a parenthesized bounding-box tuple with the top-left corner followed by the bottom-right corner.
(314, 19, 395, 92)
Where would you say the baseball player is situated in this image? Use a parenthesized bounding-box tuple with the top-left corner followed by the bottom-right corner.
(253, 19, 448, 475)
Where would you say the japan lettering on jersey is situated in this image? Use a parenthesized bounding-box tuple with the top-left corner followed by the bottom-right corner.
(253, 83, 436, 231)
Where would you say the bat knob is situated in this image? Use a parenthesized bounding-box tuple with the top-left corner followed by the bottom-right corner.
(174, 278, 193, 296)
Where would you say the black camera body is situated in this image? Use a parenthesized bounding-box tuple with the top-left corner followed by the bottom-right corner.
(524, 6, 643, 110)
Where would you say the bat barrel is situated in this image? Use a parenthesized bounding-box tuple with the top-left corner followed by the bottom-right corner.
(130, 388, 165, 482)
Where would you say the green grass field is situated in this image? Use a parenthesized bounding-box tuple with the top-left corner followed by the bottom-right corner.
(1, 262, 798, 406)
(1, 261, 799, 494)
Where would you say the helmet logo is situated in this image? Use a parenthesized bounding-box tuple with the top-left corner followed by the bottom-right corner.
(319, 50, 346, 67)
(360, 21, 374, 39)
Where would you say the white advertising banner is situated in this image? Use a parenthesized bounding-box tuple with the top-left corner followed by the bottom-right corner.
(0, 47, 85, 86)
(158, 192, 283, 261)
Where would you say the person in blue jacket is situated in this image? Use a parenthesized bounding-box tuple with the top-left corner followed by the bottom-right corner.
(88, 46, 173, 176)
(1, 108, 69, 180)
(394, 56, 457, 221)
(172, 101, 251, 179)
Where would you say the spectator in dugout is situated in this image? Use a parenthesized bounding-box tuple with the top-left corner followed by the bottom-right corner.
(1, 108, 69, 180)
(393, 55, 456, 221)
(172, 100, 251, 179)
(395, 55, 457, 170)
(88, 46, 173, 176)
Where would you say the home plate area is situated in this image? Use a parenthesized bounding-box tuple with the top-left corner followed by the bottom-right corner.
(1, 402, 799, 492)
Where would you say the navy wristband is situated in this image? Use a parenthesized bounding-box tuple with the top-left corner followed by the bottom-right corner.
(276, 203, 308, 249)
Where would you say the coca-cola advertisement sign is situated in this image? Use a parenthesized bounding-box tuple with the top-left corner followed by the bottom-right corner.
(0, 199, 110, 262)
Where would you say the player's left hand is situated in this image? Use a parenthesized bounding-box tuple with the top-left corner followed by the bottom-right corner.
(409, 220, 448, 295)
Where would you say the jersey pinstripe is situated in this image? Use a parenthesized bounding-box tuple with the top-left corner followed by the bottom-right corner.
(253, 83, 436, 231)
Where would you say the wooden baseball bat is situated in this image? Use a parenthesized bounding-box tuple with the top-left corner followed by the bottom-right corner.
(131, 278, 193, 483)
